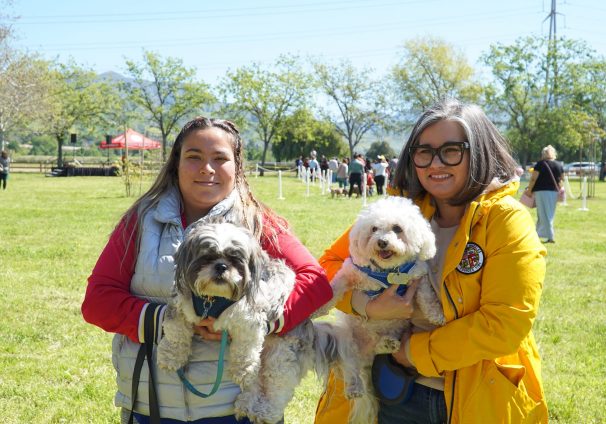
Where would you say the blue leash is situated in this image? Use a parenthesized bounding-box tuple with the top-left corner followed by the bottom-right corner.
(177, 329, 229, 398)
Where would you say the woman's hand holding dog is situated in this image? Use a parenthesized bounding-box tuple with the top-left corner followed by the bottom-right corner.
(194, 317, 223, 341)
(365, 279, 419, 320)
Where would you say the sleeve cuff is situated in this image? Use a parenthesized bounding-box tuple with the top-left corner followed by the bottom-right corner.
(410, 332, 440, 377)
(138, 303, 166, 344)
(266, 315, 285, 334)
(405, 338, 414, 366)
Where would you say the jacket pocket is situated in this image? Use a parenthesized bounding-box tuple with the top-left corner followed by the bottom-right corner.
(463, 361, 539, 423)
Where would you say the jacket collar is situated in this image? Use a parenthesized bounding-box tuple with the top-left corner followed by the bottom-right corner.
(152, 186, 239, 229)
(418, 179, 520, 283)
(185, 189, 238, 232)
(153, 186, 182, 226)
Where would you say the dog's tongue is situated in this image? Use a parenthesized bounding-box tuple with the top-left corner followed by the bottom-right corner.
(378, 250, 393, 260)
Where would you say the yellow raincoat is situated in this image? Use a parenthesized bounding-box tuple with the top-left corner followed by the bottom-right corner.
(315, 181, 548, 423)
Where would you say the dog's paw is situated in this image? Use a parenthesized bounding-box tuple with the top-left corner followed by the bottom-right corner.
(230, 363, 258, 388)
(156, 341, 188, 372)
(428, 309, 446, 326)
(345, 385, 365, 399)
(344, 373, 366, 399)
(375, 336, 401, 354)
(236, 391, 286, 424)
(234, 392, 256, 422)
(409, 261, 429, 279)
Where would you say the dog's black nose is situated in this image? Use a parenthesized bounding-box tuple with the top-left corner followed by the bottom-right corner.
(215, 263, 228, 275)
(377, 239, 388, 249)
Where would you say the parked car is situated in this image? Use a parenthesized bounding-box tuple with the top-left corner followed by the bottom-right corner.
(563, 162, 599, 176)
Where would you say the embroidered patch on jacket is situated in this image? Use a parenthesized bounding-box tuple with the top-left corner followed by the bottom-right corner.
(456, 242, 484, 274)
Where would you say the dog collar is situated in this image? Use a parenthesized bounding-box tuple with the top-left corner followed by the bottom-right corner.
(192, 295, 235, 319)
(353, 260, 418, 298)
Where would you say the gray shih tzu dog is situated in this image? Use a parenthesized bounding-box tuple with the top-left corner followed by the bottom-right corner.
(157, 222, 364, 424)
(330, 196, 446, 423)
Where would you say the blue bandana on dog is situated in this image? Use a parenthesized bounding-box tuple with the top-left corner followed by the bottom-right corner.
(192, 295, 235, 319)
(353, 261, 420, 298)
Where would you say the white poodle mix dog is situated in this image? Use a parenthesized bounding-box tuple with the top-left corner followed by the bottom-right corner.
(331, 196, 445, 422)
(157, 221, 364, 424)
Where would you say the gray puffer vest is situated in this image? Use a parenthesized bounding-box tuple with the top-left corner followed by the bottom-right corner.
(112, 188, 240, 421)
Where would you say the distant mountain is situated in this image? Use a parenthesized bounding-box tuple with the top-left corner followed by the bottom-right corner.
(98, 71, 134, 84)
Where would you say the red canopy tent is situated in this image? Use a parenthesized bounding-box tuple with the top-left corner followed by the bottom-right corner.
(100, 129, 161, 150)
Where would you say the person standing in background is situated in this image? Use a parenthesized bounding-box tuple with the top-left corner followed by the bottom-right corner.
(336, 158, 349, 189)
(372, 155, 389, 195)
(0, 151, 10, 190)
(525, 145, 563, 243)
(308, 154, 319, 182)
(348, 153, 364, 198)
(328, 156, 339, 183)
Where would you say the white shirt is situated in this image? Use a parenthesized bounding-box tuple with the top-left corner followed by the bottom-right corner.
(372, 162, 388, 177)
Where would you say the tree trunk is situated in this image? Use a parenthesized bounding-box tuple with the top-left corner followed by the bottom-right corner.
(57, 136, 64, 167)
(259, 140, 271, 177)
(162, 134, 168, 163)
(600, 138, 606, 181)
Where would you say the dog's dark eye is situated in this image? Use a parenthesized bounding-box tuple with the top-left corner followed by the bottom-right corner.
(392, 225, 403, 234)
(371, 226, 378, 232)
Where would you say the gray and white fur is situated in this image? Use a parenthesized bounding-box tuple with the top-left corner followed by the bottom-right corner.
(157, 222, 365, 424)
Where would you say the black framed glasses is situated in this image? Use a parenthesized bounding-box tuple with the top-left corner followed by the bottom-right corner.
(409, 141, 470, 168)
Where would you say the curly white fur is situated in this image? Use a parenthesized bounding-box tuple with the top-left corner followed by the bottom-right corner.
(330, 196, 445, 423)
(157, 222, 365, 424)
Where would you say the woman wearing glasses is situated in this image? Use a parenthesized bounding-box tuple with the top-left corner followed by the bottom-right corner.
(315, 99, 548, 423)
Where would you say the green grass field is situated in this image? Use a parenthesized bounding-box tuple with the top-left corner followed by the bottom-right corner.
(0, 173, 604, 423)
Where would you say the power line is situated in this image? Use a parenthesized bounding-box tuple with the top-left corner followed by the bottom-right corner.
(20, 7, 540, 52)
(566, 2, 606, 14)
(11, 0, 439, 25)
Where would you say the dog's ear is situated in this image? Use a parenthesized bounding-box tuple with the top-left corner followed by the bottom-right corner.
(244, 241, 265, 305)
(417, 222, 437, 261)
(348, 222, 368, 266)
(173, 240, 193, 295)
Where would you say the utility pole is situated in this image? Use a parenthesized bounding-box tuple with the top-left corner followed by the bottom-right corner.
(544, 0, 560, 107)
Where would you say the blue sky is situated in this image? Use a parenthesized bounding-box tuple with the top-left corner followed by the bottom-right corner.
(7, 0, 606, 84)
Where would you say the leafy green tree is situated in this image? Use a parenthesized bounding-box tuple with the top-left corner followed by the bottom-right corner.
(272, 109, 347, 161)
(391, 37, 482, 118)
(123, 50, 214, 161)
(244, 140, 263, 162)
(366, 140, 396, 162)
(220, 55, 312, 168)
(0, 4, 51, 152)
(0, 1, 14, 59)
(534, 106, 603, 162)
(45, 63, 117, 167)
(28, 135, 57, 156)
(482, 36, 603, 164)
(313, 59, 387, 159)
(0, 53, 50, 152)
(482, 37, 548, 164)
(566, 59, 606, 166)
